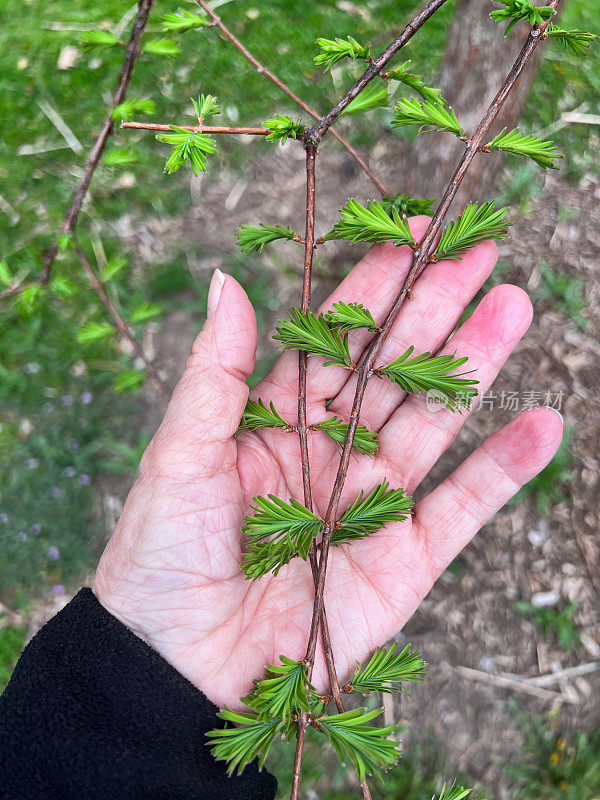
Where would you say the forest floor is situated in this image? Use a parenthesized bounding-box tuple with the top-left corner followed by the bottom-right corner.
(92, 135, 600, 797)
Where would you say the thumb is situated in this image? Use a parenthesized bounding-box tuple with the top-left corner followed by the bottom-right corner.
(144, 269, 257, 474)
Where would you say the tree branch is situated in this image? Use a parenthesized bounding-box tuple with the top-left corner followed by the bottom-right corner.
(74, 243, 171, 397)
(303, 2, 559, 687)
(306, 0, 452, 143)
(121, 121, 271, 135)
(194, 0, 389, 196)
(0, 0, 155, 302)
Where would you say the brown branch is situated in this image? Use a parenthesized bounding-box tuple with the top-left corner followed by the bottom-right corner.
(0, 0, 155, 303)
(306, 0, 451, 143)
(74, 243, 171, 398)
(303, 6, 559, 678)
(121, 121, 271, 135)
(294, 131, 372, 800)
(194, 0, 389, 196)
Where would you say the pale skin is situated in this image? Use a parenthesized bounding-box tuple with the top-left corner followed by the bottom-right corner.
(94, 216, 563, 709)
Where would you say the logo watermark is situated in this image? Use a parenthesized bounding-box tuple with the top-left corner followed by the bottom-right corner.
(425, 389, 564, 413)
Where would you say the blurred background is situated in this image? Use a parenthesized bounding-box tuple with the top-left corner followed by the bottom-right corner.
(1, 0, 599, 796)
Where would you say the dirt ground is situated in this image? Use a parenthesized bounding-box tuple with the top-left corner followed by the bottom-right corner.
(86, 134, 600, 795)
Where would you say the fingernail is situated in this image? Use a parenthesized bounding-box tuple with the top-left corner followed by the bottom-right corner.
(207, 269, 225, 318)
(545, 406, 563, 424)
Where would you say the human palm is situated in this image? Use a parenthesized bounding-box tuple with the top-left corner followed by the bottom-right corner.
(94, 218, 562, 709)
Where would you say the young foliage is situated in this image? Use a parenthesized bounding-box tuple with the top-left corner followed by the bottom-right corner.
(379, 347, 478, 411)
(274, 309, 353, 369)
(101, 257, 128, 282)
(206, 709, 282, 776)
(546, 25, 599, 58)
(340, 84, 389, 117)
(347, 643, 426, 695)
(323, 199, 416, 248)
(162, 8, 209, 34)
(0, 261, 12, 287)
(263, 115, 305, 144)
(487, 128, 562, 170)
(112, 97, 155, 123)
(81, 30, 122, 49)
(386, 61, 445, 105)
(142, 38, 181, 57)
(155, 126, 217, 175)
(380, 193, 436, 218)
(392, 97, 464, 137)
(325, 301, 378, 333)
(103, 146, 138, 167)
(317, 707, 399, 782)
(436, 783, 471, 800)
(77, 321, 114, 344)
(249, 657, 313, 721)
(237, 398, 291, 436)
(313, 417, 378, 457)
(130, 302, 162, 324)
(490, 0, 554, 36)
(237, 223, 300, 254)
(114, 369, 146, 393)
(193, 94, 220, 123)
(15, 285, 44, 317)
(433, 201, 511, 262)
(77, 322, 115, 344)
(314, 36, 371, 70)
(242, 495, 322, 579)
(332, 482, 413, 544)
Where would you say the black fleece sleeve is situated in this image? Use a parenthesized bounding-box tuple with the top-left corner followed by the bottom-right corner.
(0, 588, 277, 800)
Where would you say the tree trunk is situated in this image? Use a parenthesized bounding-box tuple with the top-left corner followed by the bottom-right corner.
(409, 0, 549, 208)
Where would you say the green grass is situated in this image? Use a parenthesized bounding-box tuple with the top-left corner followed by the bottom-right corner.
(507, 703, 600, 799)
(0, 625, 26, 693)
(515, 600, 581, 653)
(534, 262, 588, 331)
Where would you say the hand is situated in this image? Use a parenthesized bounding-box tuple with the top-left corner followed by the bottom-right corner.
(93, 217, 563, 709)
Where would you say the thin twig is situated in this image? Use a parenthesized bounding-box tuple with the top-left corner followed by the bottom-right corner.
(522, 661, 600, 687)
(121, 121, 271, 135)
(294, 115, 371, 800)
(303, 6, 559, 679)
(455, 665, 576, 704)
(74, 243, 171, 397)
(306, 0, 451, 143)
(0, 0, 155, 303)
(194, 0, 389, 196)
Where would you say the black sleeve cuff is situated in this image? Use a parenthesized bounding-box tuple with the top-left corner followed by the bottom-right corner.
(0, 588, 277, 800)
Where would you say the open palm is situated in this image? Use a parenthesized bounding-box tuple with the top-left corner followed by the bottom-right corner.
(94, 217, 562, 709)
